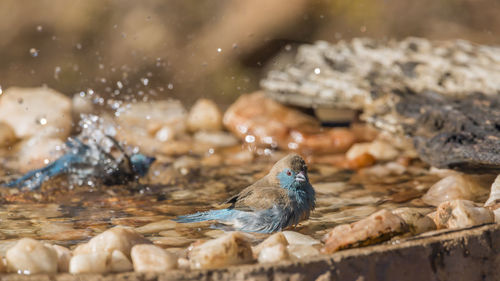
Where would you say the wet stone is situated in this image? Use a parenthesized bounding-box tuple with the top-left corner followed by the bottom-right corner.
(187, 98, 223, 132)
(188, 232, 254, 269)
(0, 122, 16, 147)
(422, 174, 492, 206)
(131, 244, 178, 272)
(6, 238, 58, 274)
(435, 199, 494, 229)
(322, 209, 406, 254)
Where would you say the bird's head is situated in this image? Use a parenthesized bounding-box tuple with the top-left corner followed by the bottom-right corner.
(274, 154, 309, 190)
(130, 154, 156, 177)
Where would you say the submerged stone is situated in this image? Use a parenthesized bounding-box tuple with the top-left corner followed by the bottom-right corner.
(422, 174, 491, 206)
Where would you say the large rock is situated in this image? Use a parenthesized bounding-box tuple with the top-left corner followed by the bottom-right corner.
(223, 92, 355, 154)
(0, 87, 72, 140)
(6, 238, 58, 274)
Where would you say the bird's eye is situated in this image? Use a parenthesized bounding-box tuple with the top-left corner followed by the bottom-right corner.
(286, 171, 292, 176)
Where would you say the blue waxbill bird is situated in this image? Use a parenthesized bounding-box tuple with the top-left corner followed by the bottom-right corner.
(4, 135, 155, 190)
(175, 154, 316, 233)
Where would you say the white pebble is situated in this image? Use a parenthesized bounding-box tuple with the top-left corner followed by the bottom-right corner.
(131, 244, 177, 272)
(258, 244, 289, 263)
(282, 231, 320, 246)
(69, 252, 108, 274)
(6, 238, 58, 274)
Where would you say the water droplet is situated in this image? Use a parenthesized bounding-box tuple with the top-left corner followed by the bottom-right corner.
(76, 43, 82, 50)
(29, 48, 39, 57)
(116, 81, 123, 89)
(0, 86, 3, 96)
(217, 48, 222, 53)
(245, 135, 255, 143)
(38, 117, 47, 125)
(36, 25, 43, 32)
(141, 78, 149, 86)
(167, 83, 173, 90)
(232, 43, 238, 49)
(98, 63, 104, 69)
(43, 159, 49, 164)
(285, 44, 292, 51)
(314, 68, 321, 75)
(54, 66, 61, 80)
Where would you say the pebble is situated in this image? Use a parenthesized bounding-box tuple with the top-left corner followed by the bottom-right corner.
(322, 209, 406, 254)
(282, 231, 321, 246)
(0, 87, 72, 140)
(253, 232, 288, 257)
(135, 219, 177, 234)
(258, 244, 289, 263)
(73, 226, 151, 257)
(187, 98, 223, 132)
(287, 244, 320, 259)
(69, 252, 108, 274)
(6, 238, 58, 274)
(109, 250, 133, 273)
(422, 174, 492, 206)
(131, 244, 178, 272)
(189, 232, 254, 269)
(48, 244, 72, 273)
(346, 140, 399, 162)
(434, 199, 494, 229)
(0, 122, 16, 147)
(391, 208, 436, 234)
(223, 92, 355, 154)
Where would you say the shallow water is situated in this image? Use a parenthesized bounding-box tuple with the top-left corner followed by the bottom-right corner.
(0, 151, 440, 254)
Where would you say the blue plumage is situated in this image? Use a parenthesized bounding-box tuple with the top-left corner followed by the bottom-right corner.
(175, 154, 316, 233)
(4, 135, 155, 190)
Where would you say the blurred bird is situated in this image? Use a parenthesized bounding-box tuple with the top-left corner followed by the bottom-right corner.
(175, 154, 315, 233)
(5, 135, 155, 190)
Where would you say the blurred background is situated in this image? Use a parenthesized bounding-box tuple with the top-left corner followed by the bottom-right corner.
(1, 0, 499, 107)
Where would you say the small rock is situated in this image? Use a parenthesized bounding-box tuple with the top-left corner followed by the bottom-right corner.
(193, 131, 239, 147)
(109, 250, 133, 273)
(0, 122, 16, 147)
(47, 244, 72, 273)
(187, 99, 223, 132)
(253, 232, 288, 257)
(287, 244, 320, 259)
(391, 208, 436, 234)
(0, 87, 72, 140)
(189, 232, 253, 269)
(6, 238, 58, 274)
(422, 174, 492, 206)
(73, 226, 151, 257)
(131, 244, 177, 272)
(346, 140, 400, 162)
(282, 231, 320, 246)
(135, 219, 177, 234)
(435, 200, 494, 229)
(322, 209, 406, 254)
(69, 252, 108, 274)
(258, 244, 289, 263)
(223, 92, 355, 154)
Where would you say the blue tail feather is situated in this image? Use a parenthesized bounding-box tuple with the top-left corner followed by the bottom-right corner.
(174, 209, 236, 223)
(5, 155, 73, 190)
